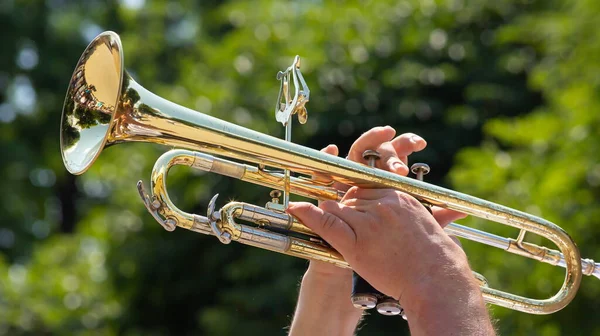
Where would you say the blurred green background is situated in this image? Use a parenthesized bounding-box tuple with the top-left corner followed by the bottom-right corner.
(1, 0, 599, 335)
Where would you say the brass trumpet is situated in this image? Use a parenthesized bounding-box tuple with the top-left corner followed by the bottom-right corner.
(60, 31, 599, 315)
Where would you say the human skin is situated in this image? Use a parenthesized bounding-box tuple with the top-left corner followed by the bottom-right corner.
(287, 127, 494, 336)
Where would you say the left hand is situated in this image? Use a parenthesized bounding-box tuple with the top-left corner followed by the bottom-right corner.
(287, 188, 492, 335)
(309, 126, 466, 279)
(288, 187, 468, 300)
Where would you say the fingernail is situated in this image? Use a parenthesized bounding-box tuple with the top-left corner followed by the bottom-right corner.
(410, 135, 426, 150)
(393, 162, 407, 172)
(410, 135, 424, 144)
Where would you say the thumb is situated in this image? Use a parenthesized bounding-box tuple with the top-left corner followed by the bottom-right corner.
(287, 201, 357, 255)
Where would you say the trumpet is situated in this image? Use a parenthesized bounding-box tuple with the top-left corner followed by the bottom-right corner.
(60, 31, 599, 316)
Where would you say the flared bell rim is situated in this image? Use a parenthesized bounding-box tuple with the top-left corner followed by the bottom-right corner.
(59, 31, 124, 175)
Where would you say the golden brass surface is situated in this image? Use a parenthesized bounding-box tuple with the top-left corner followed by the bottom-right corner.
(61, 31, 599, 315)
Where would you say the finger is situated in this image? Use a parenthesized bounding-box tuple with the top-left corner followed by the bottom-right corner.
(390, 133, 427, 164)
(319, 199, 369, 219)
(432, 207, 468, 227)
(287, 202, 357, 254)
(319, 144, 350, 195)
(342, 187, 395, 202)
(347, 126, 396, 162)
(375, 141, 410, 176)
(320, 144, 339, 156)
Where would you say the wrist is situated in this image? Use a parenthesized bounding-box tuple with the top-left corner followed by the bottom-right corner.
(403, 275, 492, 335)
(402, 259, 479, 313)
(306, 261, 353, 280)
(398, 242, 493, 334)
(395, 234, 473, 301)
(303, 262, 363, 317)
(289, 262, 363, 336)
(302, 263, 355, 306)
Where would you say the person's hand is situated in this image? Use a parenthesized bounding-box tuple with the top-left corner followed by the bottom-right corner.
(308, 126, 465, 278)
(287, 189, 494, 334)
(288, 126, 484, 336)
(289, 127, 432, 335)
(288, 188, 467, 300)
(306, 126, 426, 279)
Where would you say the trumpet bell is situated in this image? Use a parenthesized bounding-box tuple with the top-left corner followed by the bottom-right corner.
(60, 31, 124, 175)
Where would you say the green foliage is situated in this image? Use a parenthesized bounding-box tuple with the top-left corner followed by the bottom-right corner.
(450, 0, 600, 334)
(0, 0, 598, 335)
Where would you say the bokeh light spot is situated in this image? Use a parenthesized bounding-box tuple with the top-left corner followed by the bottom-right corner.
(0, 229, 15, 248)
(120, 0, 144, 10)
(63, 292, 82, 310)
(195, 96, 213, 113)
(16, 43, 39, 70)
(234, 55, 253, 75)
(448, 43, 465, 61)
(8, 264, 27, 284)
(0, 103, 16, 123)
(32, 220, 50, 239)
(429, 29, 448, 50)
(29, 168, 57, 188)
(10, 75, 36, 115)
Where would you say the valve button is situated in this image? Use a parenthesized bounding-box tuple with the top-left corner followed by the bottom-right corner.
(376, 298, 403, 316)
(351, 294, 378, 310)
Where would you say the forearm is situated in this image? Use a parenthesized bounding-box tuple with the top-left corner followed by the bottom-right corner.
(289, 263, 363, 336)
(401, 243, 495, 336)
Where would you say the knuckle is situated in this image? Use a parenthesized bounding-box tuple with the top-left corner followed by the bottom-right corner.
(320, 212, 338, 231)
(394, 190, 409, 200)
(382, 156, 402, 169)
(386, 191, 408, 205)
(396, 192, 421, 208)
(377, 203, 396, 218)
(383, 189, 401, 199)
(319, 200, 336, 210)
(376, 141, 395, 154)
